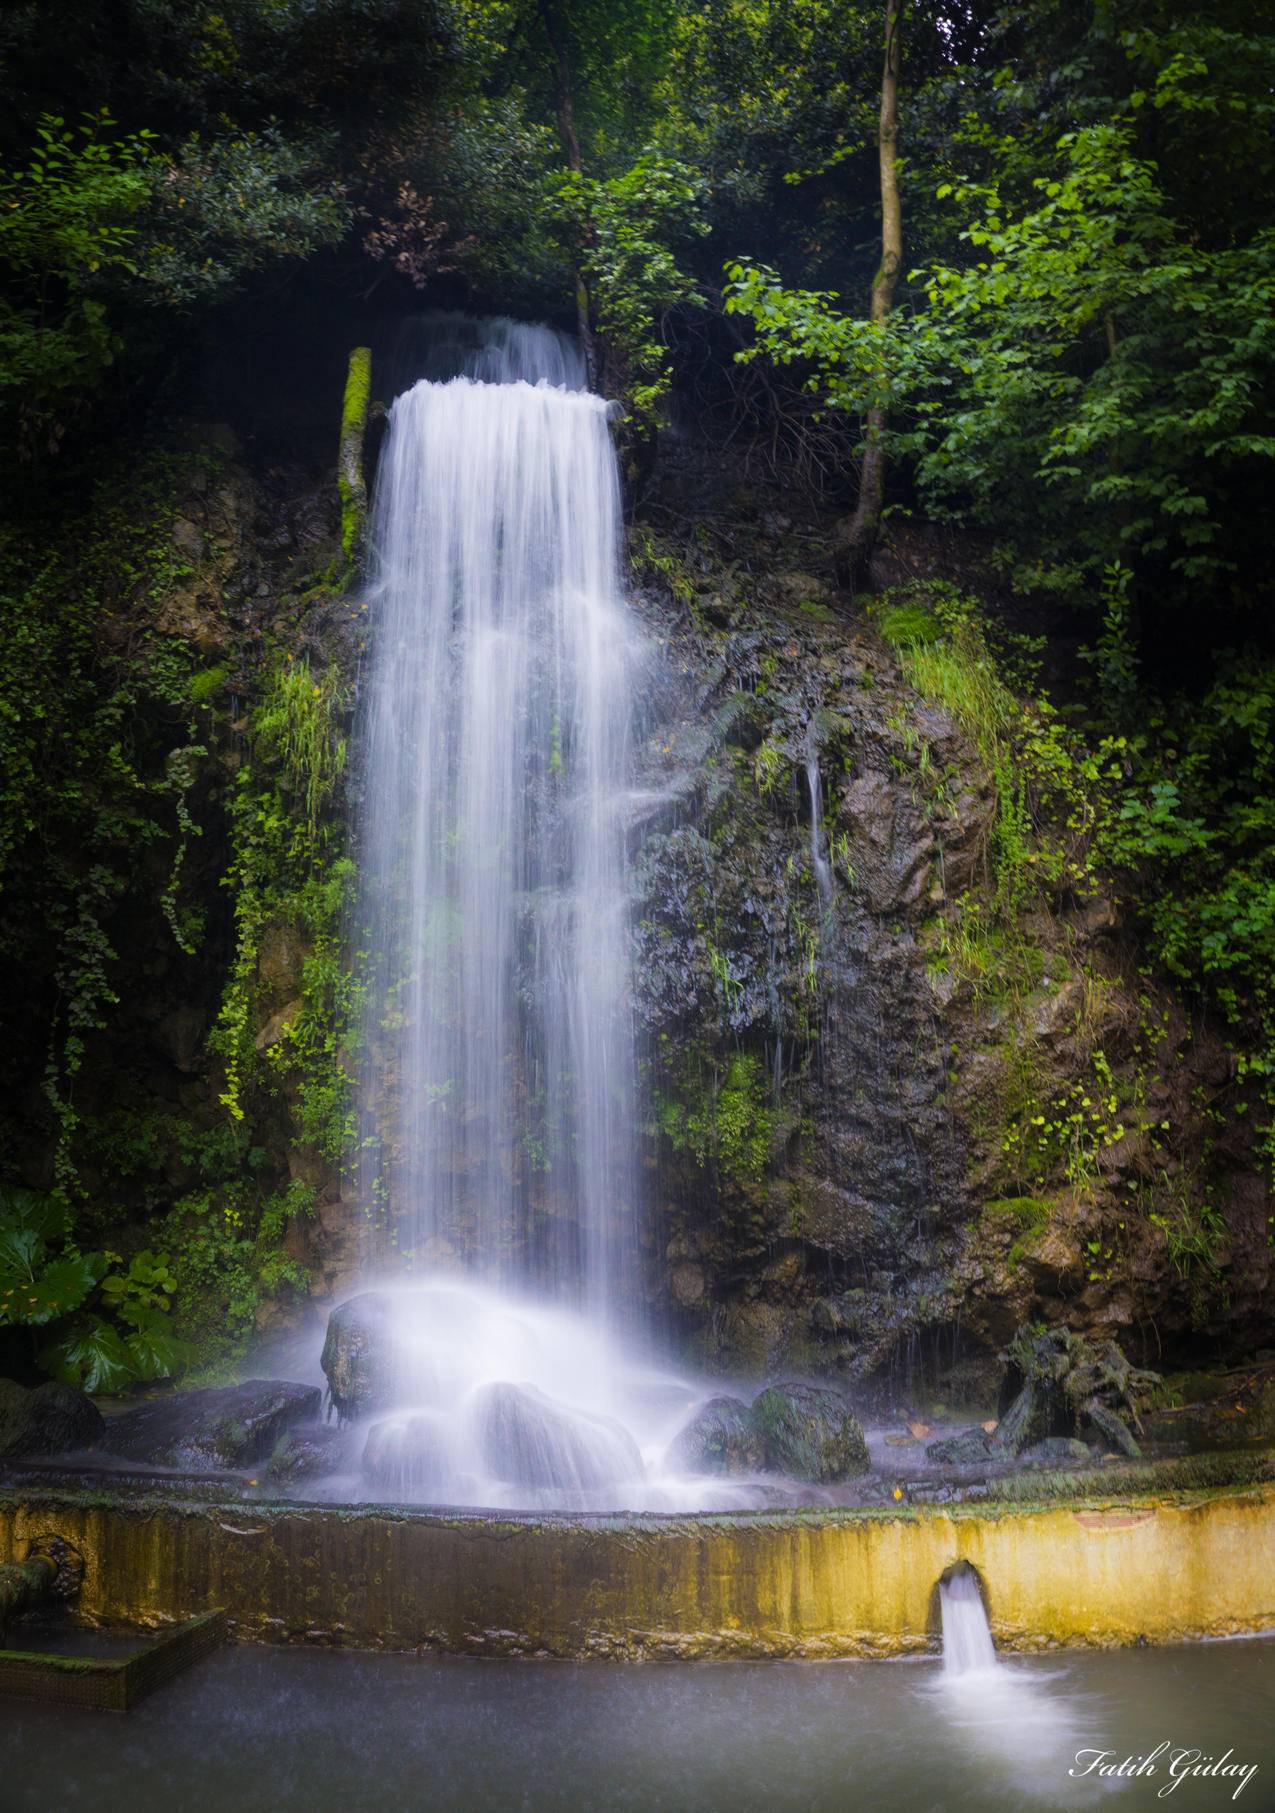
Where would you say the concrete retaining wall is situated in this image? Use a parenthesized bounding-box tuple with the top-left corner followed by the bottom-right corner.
(3, 1485, 1272, 1657)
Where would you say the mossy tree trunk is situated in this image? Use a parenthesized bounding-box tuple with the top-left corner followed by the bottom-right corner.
(338, 346, 372, 563)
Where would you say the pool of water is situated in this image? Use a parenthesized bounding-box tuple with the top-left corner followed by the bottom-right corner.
(4, 1636, 1270, 1811)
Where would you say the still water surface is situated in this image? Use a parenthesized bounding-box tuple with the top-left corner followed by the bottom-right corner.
(4, 1635, 1271, 1812)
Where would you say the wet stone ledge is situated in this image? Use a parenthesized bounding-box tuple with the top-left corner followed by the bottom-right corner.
(1, 1478, 1272, 1660)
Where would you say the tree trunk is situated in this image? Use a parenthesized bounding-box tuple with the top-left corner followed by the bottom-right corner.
(337, 346, 372, 563)
(541, 3, 601, 390)
(834, 0, 902, 592)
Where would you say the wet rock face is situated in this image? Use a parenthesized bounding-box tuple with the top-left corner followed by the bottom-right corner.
(628, 465, 971, 1384)
(101, 1380, 320, 1470)
(321, 1293, 399, 1421)
(750, 1382, 870, 1482)
(0, 1379, 104, 1456)
(473, 1383, 645, 1493)
(666, 1396, 765, 1476)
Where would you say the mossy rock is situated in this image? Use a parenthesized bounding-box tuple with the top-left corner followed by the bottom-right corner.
(667, 1396, 765, 1477)
(320, 1293, 399, 1421)
(751, 1381, 870, 1482)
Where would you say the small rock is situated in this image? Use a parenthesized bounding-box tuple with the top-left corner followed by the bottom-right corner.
(362, 1414, 454, 1494)
(668, 1261, 706, 1307)
(1019, 1437, 1093, 1467)
(926, 1427, 997, 1466)
(0, 1379, 104, 1456)
(266, 1421, 349, 1485)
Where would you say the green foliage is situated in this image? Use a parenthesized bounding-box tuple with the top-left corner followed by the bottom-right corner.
(911, 121, 1275, 602)
(0, 113, 152, 450)
(136, 129, 347, 312)
(159, 1169, 314, 1366)
(657, 1053, 773, 1193)
(0, 1186, 187, 1390)
(881, 582, 1117, 920)
(210, 656, 358, 1166)
(549, 155, 706, 425)
(0, 449, 221, 1195)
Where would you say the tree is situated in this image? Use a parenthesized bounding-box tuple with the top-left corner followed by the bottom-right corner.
(833, 0, 901, 589)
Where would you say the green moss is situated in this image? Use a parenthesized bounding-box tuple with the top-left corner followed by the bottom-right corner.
(187, 664, 227, 707)
(985, 1195, 1052, 1231)
(656, 1053, 773, 1193)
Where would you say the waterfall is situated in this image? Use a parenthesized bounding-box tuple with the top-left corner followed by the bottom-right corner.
(340, 315, 824, 1510)
(939, 1567, 997, 1675)
(805, 744, 833, 912)
(358, 316, 640, 1320)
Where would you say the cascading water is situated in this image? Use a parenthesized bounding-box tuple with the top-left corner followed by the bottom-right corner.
(359, 317, 638, 1316)
(939, 1567, 998, 1676)
(345, 316, 742, 1509)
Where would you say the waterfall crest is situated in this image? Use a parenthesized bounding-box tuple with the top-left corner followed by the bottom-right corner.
(359, 317, 640, 1319)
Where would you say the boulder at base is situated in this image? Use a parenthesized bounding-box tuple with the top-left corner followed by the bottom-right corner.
(0, 1378, 104, 1456)
(667, 1396, 765, 1476)
(362, 1412, 456, 1494)
(473, 1383, 644, 1493)
(101, 1380, 320, 1470)
(320, 1293, 398, 1421)
(751, 1381, 870, 1482)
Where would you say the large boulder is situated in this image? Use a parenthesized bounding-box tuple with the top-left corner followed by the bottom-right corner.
(101, 1380, 320, 1470)
(666, 1396, 764, 1476)
(473, 1383, 644, 1493)
(0, 1379, 104, 1456)
(320, 1293, 398, 1421)
(751, 1381, 870, 1482)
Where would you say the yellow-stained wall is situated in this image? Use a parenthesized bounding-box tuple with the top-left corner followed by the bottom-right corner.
(2, 1486, 1272, 1658)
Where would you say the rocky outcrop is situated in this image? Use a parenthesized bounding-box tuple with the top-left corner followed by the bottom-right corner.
(101, 1379, 320, 1470)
